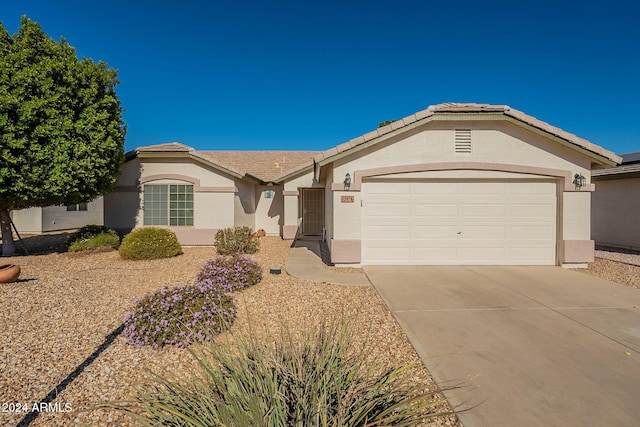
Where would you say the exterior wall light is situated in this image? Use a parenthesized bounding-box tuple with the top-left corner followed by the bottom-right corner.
(344, 173, 351, 189)
(573, 173, 586, 189)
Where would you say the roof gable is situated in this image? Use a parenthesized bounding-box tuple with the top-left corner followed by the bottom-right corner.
(314, 103, 622, 167)
(127, 143, 318, 183)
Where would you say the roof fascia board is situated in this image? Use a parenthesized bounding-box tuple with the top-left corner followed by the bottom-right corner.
(317, 112, 617, 168)
(500, 116, 618, 167)
(136, 151, 246, 179)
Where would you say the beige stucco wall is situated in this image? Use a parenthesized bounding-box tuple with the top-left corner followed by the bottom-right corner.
(255, 185, 283, 235)
(41, 197, 104, 232)
(105, 157, 240, 245)
(234, 179, 256, 229)
(331, 121, 591, 182)
(325, 120, 598, 265)
(11, 198, 104, 234)
(11, 207, 43, 234)
(592, 177, 640, 250)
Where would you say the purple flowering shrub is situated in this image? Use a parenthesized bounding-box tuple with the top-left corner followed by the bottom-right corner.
(196, 255, 263, 292)
(214, 226, 259, 255)
(122, 281, 236, 349)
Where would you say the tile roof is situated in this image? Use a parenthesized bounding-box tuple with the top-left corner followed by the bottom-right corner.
(198, 151, 320, 182)
(132, 103, 622, 182)
(592, 151, 640, 176)
(313, 103, 622, 166)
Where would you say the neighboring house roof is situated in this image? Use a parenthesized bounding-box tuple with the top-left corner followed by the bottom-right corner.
(592, 151, 640, 177)
(313, 103, 622, 167)
(128, 103, 622, 183)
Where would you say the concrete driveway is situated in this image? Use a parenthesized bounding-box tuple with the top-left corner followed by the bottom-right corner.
(365, 266, 640, 427)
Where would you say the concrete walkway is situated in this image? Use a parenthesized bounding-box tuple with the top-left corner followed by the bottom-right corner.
(285, 239, 370, 286)
(366, 265, 640, 427)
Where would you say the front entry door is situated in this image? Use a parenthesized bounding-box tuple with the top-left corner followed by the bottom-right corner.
(301, 188, 324, 235)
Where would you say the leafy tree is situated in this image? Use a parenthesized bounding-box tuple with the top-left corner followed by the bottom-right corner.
(378, 119, 397, 128)
(0, 17, 125, 256)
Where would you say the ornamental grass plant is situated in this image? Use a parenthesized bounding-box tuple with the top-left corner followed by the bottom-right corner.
(115, 317, 454, 426)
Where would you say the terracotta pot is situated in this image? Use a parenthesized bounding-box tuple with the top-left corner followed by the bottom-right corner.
(257, 229, 266, 237)
(0, 264, 20, 283)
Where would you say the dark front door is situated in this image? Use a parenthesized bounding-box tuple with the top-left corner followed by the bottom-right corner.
(301, 188, 324, 235)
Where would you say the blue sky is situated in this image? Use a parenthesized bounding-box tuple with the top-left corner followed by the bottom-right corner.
(2, 0, 639, 155)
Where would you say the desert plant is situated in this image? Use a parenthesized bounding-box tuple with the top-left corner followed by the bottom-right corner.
(195, 255, 262, 293)
(114, 318, 454, 426)
(214, 226, 259, 255)
(67, 231, 120, 252)
(65, 225, 119, 250)
(119, 228, 182, 260)
(122, 281, 236, 349)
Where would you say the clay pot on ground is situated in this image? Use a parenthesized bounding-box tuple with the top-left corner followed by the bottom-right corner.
(0, 264, 20, 283)
(256, 229, 266, 237)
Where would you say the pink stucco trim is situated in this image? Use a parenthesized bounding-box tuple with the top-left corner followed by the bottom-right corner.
(138, 174, 236, 192)
(283, 225, 298, 240)
(330, 239, 361, 264)
(330, 162, 594, 192)
(562, 240, 595, 263)
(167, 227, 218, 246)
(283, 190, 299, 196)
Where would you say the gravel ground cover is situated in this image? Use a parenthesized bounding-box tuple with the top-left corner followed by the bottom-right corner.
(578, 247, 640, 289)
(0, 234, 460, 427)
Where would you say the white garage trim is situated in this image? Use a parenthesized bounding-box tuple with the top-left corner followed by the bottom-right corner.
(362, 180, 557, 265)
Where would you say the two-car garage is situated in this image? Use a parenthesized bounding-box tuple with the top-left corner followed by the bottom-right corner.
(361, 180, 557, 265)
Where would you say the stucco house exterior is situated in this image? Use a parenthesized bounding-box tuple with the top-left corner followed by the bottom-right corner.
(105, 103, 621, 268)
(11, 197, 104, 234)
(591, 151, 640, 251)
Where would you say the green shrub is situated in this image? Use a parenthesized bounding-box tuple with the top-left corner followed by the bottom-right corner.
(114, 318, 453, 426)
(122, 281, 236, 349)
(195, 256, 262, 293)
(66, 225, 120, 252)
(119, 228, 183, 260)
(214, 226, 259, 255)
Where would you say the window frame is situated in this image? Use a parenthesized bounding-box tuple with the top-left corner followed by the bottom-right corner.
(143, 183, 194, 226)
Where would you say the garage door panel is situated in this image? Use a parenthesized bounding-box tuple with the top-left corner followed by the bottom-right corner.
(460, 247, 506, 261)
(460, 225, 506, 239)
(414, 203, 458, 216)
(362, 180, 556, 265)
(508, 225, 555, 239)
(507, 182, 555, 194)
(414, 225, 458, 238)
(460, 182, 506, 194)
(363, 225, 410, 239)
(413, 247, 458, 261)
(413, 182, 458, 194)
(461, 204, 506, 217)
(366, 203, 410, 217)
(509, 204, 555, 218)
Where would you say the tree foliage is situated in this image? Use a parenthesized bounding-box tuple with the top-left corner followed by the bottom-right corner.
(0, 16, 126, 211)
(378, 119, 397, 128)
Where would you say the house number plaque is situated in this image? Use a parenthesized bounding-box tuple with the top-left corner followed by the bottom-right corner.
(341, 195, 354, 203)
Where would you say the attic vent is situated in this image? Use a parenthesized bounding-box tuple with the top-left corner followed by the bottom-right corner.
(455, 129, 472, 154)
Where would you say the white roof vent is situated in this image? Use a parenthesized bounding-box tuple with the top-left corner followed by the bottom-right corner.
(455, 129, 472, 154)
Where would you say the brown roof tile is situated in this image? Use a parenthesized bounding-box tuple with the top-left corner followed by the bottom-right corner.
(197, 150, 319, 182)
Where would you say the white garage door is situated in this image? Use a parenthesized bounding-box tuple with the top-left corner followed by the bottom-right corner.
(362, 180, 557, 265)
